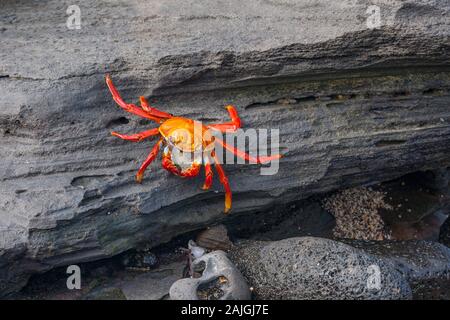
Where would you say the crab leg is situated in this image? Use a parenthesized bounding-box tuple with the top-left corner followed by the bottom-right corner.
(202, 155, 213, 190)
(111, 128, 160, 142)
(215, 137, 282, 164)
(161, 151, 201, 178)
(139, 96, 173, 118)
(212, 151, 232, 214)
(105, 75, 170, 123)
(136, 138, 163, 183)
(207, 105, 241, 132)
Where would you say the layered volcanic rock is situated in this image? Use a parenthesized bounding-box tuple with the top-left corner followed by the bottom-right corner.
(1, 0, 449, 295)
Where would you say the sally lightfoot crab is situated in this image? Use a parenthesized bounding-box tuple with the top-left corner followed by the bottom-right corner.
(106, 75, 281, 213)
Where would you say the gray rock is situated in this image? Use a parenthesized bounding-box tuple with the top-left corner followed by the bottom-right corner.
(347, 240, 450, 299)
(1, 0, 450, 295)
(348, 240, 450, 279)
(169, 251, 251, 300)
(196, 224, 233, 252)
(119, 262, 184, 300)
(229, 237, 412, 299)
(231, 237, 450, 299)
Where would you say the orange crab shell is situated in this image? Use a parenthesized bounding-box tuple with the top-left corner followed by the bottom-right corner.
(158, 117, 215, 153)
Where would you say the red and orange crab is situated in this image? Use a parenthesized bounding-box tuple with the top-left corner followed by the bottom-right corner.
(105, 75, 281, 214)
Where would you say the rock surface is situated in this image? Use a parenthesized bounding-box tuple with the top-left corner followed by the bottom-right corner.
(344, 240, 450, 299)
(118, 262, 184, 300)
(230, 237, 450, 299)
(229, 237, 413, 299)
(11, 258, 186, 300)
(1, 0, 450, 295)
(195, 225, 233, 252)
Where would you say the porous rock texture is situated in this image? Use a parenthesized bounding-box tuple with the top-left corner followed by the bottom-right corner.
(229, 237, 414, 299)
(347, 240, 450, 299)
(230, 237, 450, 299)
(1, 0, 450, 295)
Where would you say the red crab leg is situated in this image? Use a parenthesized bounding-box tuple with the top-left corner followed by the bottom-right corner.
(111, 128, 160, 142)
(161, 153, 182, 176)
(207, 105, 241, 132)
(161, 152, 201, 178)
(139, 96, 173, 118)
(202, 155, 213, 190)
(105, 75, 169, 123)
(212, 152, 232, 214)
(215, 137, 282, 164)
(136, 138, 163, 183)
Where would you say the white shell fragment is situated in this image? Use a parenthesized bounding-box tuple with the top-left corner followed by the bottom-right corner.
(169, 250, 251, 300)
(188, 240, 206, 259)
